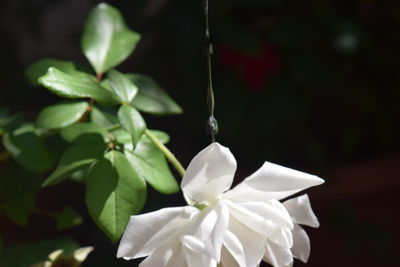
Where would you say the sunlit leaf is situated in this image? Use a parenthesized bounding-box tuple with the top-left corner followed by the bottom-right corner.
(127, 74, 183, 115)
(125, 135, 179, 194)
(81, 3, 141, 74)
(108, 69, 138, 103)
(39, 67, 118, 105)
(117, 105, 146, 146)
(25, 58, 78, 86)
(85, 151, 146, 242)
(90, 106, 118, 127)
(36, 101, 88, 129)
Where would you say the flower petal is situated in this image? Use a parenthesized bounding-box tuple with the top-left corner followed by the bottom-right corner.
(283, 194, 320, 227)
(226, 200, 293, 248)
(181, 143, 237, 204)
(117, 206, 197, 259)
(228, 217, 267, 267)
(220, 245, 241, 267)
(182, 202, 229, 261)
(226, 162, 324, 202)
(290, 224, 311, 263)
(223, 230, 246, 267)
(263, 242, 293, 267)
(139, 239, 185, 267)
(183, 246, 218, 267)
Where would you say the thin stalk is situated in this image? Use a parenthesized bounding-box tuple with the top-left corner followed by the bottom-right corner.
(204, 0, 218, 142)
(144, 129, 186, 177)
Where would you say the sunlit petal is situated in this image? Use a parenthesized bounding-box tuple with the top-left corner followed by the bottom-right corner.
(117, 206, 197, 259)
(182, 202, 229, 261)
(181, 143, 237, 204)
(229, 217, 267, 267)
(264, 241, 293, 267)
(226, 162, 324, 201)
(223, 230, 246, 266)
(291, 224, 311, 263)
(226, 200, 293, 248)
(283, 194, 320, 227)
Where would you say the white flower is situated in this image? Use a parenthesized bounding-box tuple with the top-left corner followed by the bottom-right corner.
(117, 142, 324, 267)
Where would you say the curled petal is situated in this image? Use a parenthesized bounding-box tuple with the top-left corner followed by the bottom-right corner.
(291, 224, 311, 263)
(226, 162, 324, 202)
(117, 206, 197, 259)
(264, 242, 293, 267)
(181, 143, 237, 204)
(283, 194, 320, 228)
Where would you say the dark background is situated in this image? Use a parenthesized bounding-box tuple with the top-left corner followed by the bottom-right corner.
(1, 0, 399, 266)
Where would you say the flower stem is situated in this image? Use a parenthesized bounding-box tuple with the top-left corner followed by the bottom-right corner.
(144, 129, 186, 177)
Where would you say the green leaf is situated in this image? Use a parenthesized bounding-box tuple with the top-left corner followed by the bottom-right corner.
(39, 67, 118, 105)
(90, 106, 118, 127)
(3, 127, 54, 172)
(81, 3, 141, 74)
(85, 151, 146, 242)
(0, 113, 23, 133)
(36, 101, 89, 129)
(54, 206, 83, 231)
(42, 143, 106, 187)
(0, 162, 42, 225)
(118, 105, 146, 146)
(127, 74, 183, 115)
(125, 135, 179, 194)
(108, 69, 138, 103)
(25, 58, 78, 86)
(60, 122, 108, 144)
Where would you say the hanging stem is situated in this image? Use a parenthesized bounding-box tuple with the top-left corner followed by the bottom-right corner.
(204, 0, 218, 142)
(144, 129, 186, 177)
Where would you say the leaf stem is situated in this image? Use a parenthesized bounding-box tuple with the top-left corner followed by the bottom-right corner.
(144, 129, 186, 177)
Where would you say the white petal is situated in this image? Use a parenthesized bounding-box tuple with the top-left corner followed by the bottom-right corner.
(181, 143, 237, 204)
(223, 230, 246, 266)
(291, 224, 311, 263)
(234, 200, 293, 229)
(183, 246, 218, 267)
(117, 206, 197, 259)
(283, 194, 320, 227)
(263, 242, 293, 267)
(139, 239, 185, 267)
(228, 217, 267, 267)
(182, 202, 229, 261)
(226, 162, 324, 202)
(220, 245, 241, 267)
(226, 200, 293, 248)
